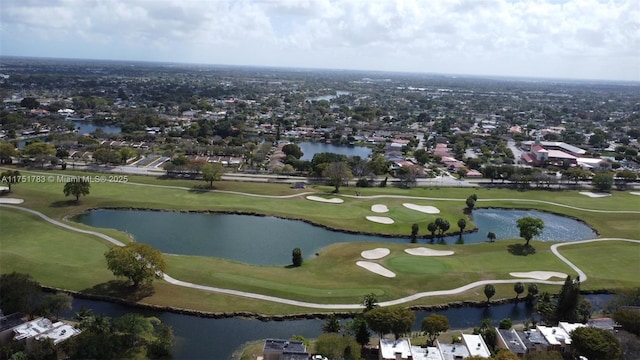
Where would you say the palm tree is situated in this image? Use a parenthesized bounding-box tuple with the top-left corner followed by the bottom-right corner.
(484, 284, 496, 305)
(514, 282, 525, 301)
(427, 222, 437, 243)
(457, 218, 466, 238)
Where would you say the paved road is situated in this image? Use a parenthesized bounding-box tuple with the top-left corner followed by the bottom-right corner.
(2, 196, 638, 310)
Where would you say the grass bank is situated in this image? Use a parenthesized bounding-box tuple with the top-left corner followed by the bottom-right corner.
(0, 168, 638, 314)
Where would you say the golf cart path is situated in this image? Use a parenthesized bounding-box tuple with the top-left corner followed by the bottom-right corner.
(2, 204, 638, 310)
(6, 168, 640, 213)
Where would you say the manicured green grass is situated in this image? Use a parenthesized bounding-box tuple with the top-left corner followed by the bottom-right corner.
(1, 168, 639, 314)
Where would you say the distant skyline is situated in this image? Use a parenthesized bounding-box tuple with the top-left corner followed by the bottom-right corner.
(1, 0, 638, 82)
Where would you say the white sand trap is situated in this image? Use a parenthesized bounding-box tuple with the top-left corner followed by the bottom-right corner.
(361, 248, 390, 259)
(510, 271, 567, 280)
(0, 198, 24, 204)
(404, 247, 454, 256)
(630, 192, 640, 196)
(371, 204, 389, 213)
(579, 191, 611, 198)
(356, 261, 396, 278)
(403, 203, 440, 214)
(306, 196, 344, 203)
(366, 216, 395, 224)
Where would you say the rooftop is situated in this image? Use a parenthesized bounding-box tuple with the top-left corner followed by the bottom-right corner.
(411, 346, 444, 360)
(263, 339, 306, 353)
(537, 325, 572, 346)
(380, 338, 412, 359)
(516, 329, 548, 348)
(462, 333, 491, 358)
(438, 341, 469, 360)
(497, 328, 527, 354)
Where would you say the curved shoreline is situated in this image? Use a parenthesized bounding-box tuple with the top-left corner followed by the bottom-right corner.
(3, 203, 638, 314)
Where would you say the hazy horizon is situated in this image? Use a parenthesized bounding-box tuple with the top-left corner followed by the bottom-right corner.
(1, 0, 638, 82)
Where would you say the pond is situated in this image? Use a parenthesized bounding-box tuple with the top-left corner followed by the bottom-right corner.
(73, 208, 597, 266)
(73, 121, 121, 135)
(298, 141, 372, 161)
(61, 294, 613, 359)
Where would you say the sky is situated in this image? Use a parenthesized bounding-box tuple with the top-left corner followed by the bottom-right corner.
(1, 0, 638, 81)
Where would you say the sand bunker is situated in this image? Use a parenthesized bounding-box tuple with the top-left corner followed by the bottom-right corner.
(630, 192, 640, 196)
(306, 196, 344, 203)
(579, 192, 611, 198)
(0, 198, 24, 204)
(366, 216, 395, 224)
(404, 247, 454, 256)
(371, 204, 389, 213)
(356, 261, 396, 278)
(403, 203, 440, 214)
(361, 248, 390, 260)
(510, 271, 567, 280)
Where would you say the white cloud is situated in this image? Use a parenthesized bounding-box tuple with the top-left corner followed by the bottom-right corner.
(0, 0, 638, 80)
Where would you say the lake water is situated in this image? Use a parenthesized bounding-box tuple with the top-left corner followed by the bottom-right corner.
(298, 142, 372, 161)
(73, 209, 597, 266)
(61, 294, 613, 359)
(73, 121, 121, 135)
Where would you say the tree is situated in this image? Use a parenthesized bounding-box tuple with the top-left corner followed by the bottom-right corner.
(427, 222, 438, 242)
(322, 314, 341, 333)
(92, 148, 121, 164)
(362, 293, 378, 312)
(487, 232, 496, 242)
(20, 97, 40, 109)
(555, 275, 582, 323)
(1, 170, 20, 191)
(41, 292, 72, 320)
(498, 318, 513, 329)
(465, 196, 476, 212)
(364, 307, 391, 337)
(104, 243, 167, 287)
(457, 218, 466, 237)
(64, 313, 173, 359)
(118, 147, 136, 164)
(435, 218, 450, 240)
(397, 165, 421, 188)
(571, 327, 621, 360)
(612, 308, 640, 336)
(346, 315, 370, 349)
(421, 314, 449, 346)
(282, 143, 303, 159)
(201, 162, 224, 188)
(292, 247, 303, 267)
(457, 167, 468, 179)
(0, 142, 16, 164)
(513, 282, 525, 301)
(0, 272, 42, 315)
(414, 148, 430, 165)
(516, 217, 545, 246)
(322, 161, 352, 193)
(388, 307, 415, 339)
(526, 283, 539, 304)
(64, 179, 91, 202)
(592, 171, 614, 192)
(493, 350, 520, 360)
(410, 223, 419, 243)
(484, 284, 496, 304)
(22, 141, 56, 167)
(314, 333, 361, 360)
